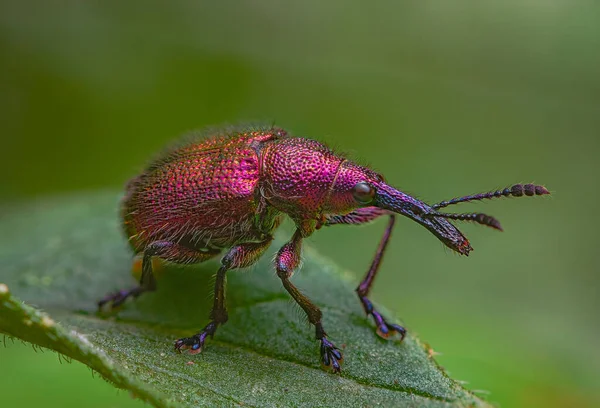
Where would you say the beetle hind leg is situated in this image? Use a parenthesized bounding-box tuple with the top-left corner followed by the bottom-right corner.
(97, 286, 145, 310)
(173, 265, 227, 354)
(98, 240, 219, 310)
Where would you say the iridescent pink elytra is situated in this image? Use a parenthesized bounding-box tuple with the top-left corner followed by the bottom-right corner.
(98, 125, 550, 373)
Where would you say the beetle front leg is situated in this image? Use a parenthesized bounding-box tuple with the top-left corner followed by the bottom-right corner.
(275, 230, 343, 373)
(174, 237, 274, 354)
(98, 240, 219, 310)
(356, 215, 406, 340)
(327, 210, 406, 340)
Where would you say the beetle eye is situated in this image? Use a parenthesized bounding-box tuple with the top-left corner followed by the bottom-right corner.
(352, 182, 375, 204)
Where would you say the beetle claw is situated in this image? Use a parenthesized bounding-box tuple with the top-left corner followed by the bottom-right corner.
(369, 307, 406, 341)
(174, 335, 205, 355)
(97, 287, 143, 311)
(320, 337, 343, 374)
(174, 321, 217, 355)
(359, 296, 406, 341)
(375, 320, 406, 341)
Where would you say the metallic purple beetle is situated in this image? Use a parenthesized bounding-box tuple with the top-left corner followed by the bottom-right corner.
(99, 125, 549, 373)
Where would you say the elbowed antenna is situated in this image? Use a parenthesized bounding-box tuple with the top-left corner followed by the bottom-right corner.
(432, 183, 550, 210)
(426, 212, 503, 231)
(424, 183, 550, 232)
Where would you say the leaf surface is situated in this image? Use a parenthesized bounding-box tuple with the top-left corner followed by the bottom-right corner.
(0, 192, 487, 407)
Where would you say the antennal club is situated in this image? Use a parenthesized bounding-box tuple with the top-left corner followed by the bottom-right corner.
(432, 183, 549, 210)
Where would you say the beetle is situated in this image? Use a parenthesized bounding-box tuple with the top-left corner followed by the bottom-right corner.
(98, 125, 549, 373)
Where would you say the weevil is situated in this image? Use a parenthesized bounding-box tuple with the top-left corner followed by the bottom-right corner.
(98, 125, 549, 373)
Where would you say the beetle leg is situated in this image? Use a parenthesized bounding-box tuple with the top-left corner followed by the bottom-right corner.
(356, 215, 406, 340)
(174, 237, 274, 354)
(275, 230, 343, 373)
(327, 210, 406, 341)
(324, 206, 389, 226)
(98, 240, 219, 310)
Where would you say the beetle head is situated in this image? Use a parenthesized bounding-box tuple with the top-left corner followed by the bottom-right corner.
(328, 161, 472, 255)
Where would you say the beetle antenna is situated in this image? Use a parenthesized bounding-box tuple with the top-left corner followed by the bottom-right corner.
(429, 212, 503, 231)
(432, 184, 549, 210)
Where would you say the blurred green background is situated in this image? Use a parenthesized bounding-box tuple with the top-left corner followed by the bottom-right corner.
(1, 1, 598, 407)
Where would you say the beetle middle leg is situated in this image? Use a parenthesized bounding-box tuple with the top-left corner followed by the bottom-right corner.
(98, 240, 220, 310)
(326, 209, 406, 340)
(174, 237, 274, 354)
(275, 230, 343, 373)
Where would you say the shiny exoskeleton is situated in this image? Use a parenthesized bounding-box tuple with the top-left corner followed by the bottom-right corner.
(98, 125, 549, 373)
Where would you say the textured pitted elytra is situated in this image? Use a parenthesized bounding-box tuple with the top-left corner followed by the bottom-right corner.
(122, 127, 287, 252)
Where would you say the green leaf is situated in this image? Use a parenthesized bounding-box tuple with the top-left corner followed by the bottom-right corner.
(0, 192, 488, 407)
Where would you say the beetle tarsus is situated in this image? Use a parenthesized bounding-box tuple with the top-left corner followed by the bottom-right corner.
(360, 295, 406, 340)
(320, 337, 343, 374)
(174, 321, 218, 355)
(98, 241, 167, 311)
(373, 313, 406, 341)
(97, 286, 145, 310)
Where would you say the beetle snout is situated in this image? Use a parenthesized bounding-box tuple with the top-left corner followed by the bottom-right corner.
(423, 215, 473, 256)
(374, 183, 471, 255)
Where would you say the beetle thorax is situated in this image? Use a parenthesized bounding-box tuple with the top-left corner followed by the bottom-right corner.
(260, 138, 344, 220)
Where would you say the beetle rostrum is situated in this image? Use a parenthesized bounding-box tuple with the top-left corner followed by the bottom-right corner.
(98, 125, 550, 373)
